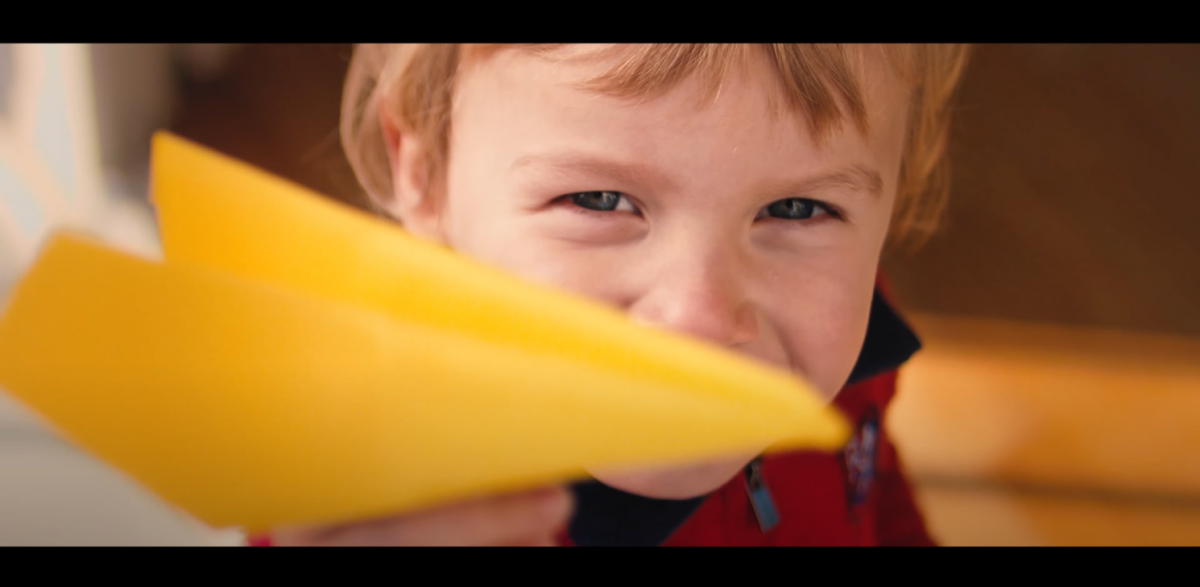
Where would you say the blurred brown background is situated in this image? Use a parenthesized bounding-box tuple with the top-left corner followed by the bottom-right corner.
(885, 44, 1200, 340)
(161, 44, 1200, 545)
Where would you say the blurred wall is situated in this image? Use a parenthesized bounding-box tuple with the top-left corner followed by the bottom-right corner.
(884, 44, 1200, 338)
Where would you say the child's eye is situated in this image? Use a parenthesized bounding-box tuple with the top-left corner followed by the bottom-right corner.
(755, 198, 836, 221)
(569, 191, 638, 214)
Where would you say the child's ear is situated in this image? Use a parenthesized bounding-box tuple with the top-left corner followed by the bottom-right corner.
(378, 106, 446, 244)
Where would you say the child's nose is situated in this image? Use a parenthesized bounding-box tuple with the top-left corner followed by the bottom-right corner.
(626, 256, 759, 349)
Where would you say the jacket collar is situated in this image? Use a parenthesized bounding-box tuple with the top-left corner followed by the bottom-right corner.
(846, 287, 922, 386)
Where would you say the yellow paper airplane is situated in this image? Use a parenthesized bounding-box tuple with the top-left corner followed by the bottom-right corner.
(0, 133, 849, 534)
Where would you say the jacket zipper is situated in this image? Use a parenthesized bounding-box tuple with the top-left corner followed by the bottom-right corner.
(744, 457, 779, 533)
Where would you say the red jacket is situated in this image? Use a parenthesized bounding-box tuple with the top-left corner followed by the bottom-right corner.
(250, 285, 932, 546)
(557, 370, 934, 546)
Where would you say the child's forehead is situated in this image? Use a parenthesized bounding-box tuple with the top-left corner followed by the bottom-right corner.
(450, 46, 910, 210)
(460, 44, 912, 144)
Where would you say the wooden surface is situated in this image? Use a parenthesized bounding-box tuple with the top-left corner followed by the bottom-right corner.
(914, 482, 1200, 546)
(891, 312, 1200, 545)
(892, 312, 1200, 499)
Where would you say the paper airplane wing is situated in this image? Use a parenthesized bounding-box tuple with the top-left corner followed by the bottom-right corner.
(148, 134, 836, 419)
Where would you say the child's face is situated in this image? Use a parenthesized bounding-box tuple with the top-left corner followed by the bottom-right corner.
(386, 46, 910, 497)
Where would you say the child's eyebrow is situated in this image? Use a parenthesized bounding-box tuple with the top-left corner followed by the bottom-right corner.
(511, 153, 679, 193)
(512, 153, 883, 200)
(764, 165, 884, 201)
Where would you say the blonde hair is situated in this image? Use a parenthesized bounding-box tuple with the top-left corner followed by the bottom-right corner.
(341, 44, 970, 249)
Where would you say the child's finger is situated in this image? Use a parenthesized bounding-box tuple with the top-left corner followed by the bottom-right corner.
(272, 486, 572, 546)
(387, 486, 573, 546)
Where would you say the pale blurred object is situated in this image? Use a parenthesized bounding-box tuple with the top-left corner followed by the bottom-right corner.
(88, 44, 174, 191)
(0, 44, 13, 118)
(0, 43, 239, 546)
(891, 313, 1200, 545)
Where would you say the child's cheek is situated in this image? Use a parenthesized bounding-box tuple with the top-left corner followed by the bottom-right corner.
(446, 217, 638, 310)
(773, 279, 875, 402)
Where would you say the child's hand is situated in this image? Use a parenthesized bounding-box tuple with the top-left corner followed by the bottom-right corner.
(269, 486, 573, 546)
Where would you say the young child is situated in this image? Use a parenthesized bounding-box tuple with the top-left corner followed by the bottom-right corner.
(264, 43, 969, 546)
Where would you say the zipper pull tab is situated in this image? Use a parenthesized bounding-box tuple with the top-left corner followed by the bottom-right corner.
(744, 457, 779, 533)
